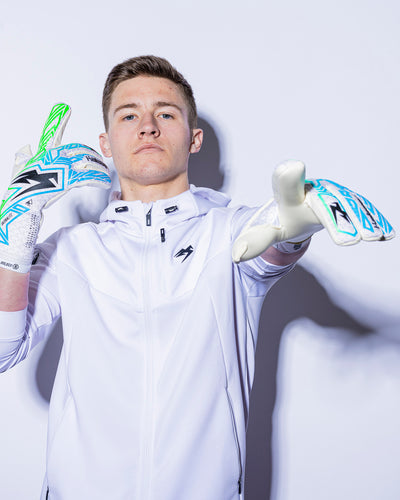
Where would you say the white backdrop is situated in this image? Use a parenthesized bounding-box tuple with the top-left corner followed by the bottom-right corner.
(0, 1, 399, 499)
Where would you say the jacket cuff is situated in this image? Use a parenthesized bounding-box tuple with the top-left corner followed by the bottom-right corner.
(0, 308, 27, 341)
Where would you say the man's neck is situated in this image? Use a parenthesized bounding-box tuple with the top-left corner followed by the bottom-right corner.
(120, 177, 190, 203)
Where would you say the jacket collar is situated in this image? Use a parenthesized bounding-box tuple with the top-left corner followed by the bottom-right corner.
(99, 185, 230, 227)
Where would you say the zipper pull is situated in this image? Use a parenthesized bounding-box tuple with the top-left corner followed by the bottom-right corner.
(115, 206, 128, 213)
(146, 208, 152, 226)
(160, 228, 166, 242)
(164, 205, 178, 214)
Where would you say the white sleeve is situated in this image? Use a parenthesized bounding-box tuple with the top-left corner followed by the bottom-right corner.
(0, 232, 61, 372)
(0, 309, 29, 372)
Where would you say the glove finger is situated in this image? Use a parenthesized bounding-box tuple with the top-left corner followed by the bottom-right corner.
(305, 179, 361, 245)
(26, 103, 71, 167)
(232, 225, 282, 262)
(358, 193, 395, 240)
(272, 160, 306, 206)
(5, 143, 111, 211)
(65, 143, 110, 173)
(322, 180, 395, 241)
(57, 143, 111, 192)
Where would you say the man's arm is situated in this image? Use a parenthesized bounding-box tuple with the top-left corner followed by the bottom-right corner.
(0, 268, 30, 372)
(0, 268, 28, 311)
(260, 239, 310, 266)
(0, 235, 62, 373)
(0, 104, 111, 371)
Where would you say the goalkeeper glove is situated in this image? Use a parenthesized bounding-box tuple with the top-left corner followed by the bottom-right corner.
(0, 103, 111, 273)
(232, 160, 395, 263)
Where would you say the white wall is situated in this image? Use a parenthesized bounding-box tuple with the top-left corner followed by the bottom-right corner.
(0, 1, 399, 498)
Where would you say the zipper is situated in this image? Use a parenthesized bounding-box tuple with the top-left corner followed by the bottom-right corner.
(225, 388, 243, 495)
(139, 205, 155, 500)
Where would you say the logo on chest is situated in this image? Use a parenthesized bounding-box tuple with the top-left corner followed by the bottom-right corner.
(174, 245, 194, 262)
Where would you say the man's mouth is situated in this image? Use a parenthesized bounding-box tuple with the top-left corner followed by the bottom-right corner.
(135, 144, 163, 154)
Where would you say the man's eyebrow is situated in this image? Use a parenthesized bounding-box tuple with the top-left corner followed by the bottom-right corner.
(155, 101, 183, 113)
(113, 103, 138, 115)
(113, 101, 183, 115)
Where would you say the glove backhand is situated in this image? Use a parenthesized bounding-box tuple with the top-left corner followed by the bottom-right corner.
(0, 103, 111, 273)
(232, 160, 395, 263)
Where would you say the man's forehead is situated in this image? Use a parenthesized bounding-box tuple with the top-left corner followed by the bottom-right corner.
(110, 76, 186, 108)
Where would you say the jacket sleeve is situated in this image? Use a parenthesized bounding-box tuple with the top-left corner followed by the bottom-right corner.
(0, 233, 61, 372)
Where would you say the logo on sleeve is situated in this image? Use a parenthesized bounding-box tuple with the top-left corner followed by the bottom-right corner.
(174, 245, 194, 262)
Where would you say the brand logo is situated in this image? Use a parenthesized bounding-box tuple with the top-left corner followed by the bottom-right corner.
(174, 245, 194, 262)
(0, 260, 19, 270)
(11, 168, 60, 199)
(329, 201, 351, 224)
(84, 154, 107, 168)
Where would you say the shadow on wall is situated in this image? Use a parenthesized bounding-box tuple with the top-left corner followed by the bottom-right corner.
(244, 264, 374, 500)
(34, 115, 391, 500)
(188, 116, 225, 190)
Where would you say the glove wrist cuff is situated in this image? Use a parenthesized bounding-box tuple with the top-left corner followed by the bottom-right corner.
(0, 211, 41, 273)
(0, 251, 34, 273)
(274, 235, 312, 254)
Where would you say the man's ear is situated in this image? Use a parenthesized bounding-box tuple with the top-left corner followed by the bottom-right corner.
(99, 133, 112, 158)
(189, 128, 203, 154)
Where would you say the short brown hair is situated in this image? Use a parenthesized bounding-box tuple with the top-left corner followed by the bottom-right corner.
(102, 55, 197, 131)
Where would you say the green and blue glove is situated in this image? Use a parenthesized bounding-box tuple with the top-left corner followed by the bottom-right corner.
(0, 103, 111, 273)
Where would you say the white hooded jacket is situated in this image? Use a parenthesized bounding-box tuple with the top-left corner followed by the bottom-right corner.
(0, 186, 293, 500)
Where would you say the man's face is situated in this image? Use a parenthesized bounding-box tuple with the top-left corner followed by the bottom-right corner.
(99, 76, 202, 199)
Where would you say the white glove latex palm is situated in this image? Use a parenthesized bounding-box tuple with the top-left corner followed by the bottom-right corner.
(0, 103, 111, 273)
(232, 160, 395, 263)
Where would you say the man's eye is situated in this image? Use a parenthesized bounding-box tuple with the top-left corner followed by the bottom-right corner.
(160, 113, 173, 119)
(123, 114, 136, 121)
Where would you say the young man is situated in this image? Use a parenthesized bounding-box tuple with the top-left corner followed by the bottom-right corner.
(0, 56, 393, 500)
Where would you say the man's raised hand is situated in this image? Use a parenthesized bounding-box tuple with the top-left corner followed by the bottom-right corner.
(0, 103, 111, 273)
(232, 160, 395, 263)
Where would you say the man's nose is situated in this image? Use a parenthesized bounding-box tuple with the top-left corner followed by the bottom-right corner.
(138, 113, 160, 138)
